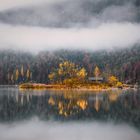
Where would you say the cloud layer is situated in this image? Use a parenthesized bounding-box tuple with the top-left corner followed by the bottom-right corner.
(0, 0, 139, 52)
(0, 23, 140, 52)
(0, 0, 66, 11)
(0, 0, 139, 27)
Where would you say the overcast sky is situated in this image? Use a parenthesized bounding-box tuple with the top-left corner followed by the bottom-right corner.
(0, 0, 140, 52)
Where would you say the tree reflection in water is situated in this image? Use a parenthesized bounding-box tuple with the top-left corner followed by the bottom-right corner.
(0, 88, 140, 129)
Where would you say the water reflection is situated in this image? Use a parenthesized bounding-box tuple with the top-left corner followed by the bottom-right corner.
(0, 88, 140, 129)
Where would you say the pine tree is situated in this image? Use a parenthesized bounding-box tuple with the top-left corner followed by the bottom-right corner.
(21, 65, 24, 77)
(94, 66, 100, 77)
(15, 69, 19, 82)
(26, 69, 30, 81)
(20, 65, 25, 82)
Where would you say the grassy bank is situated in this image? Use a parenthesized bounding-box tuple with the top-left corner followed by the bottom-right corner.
(19, 83, 126, 91)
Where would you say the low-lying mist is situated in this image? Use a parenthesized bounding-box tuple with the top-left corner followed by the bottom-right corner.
(0, 22, 140, 53)
(0, 118, 139, 140)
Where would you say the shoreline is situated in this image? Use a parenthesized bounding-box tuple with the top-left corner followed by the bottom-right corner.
(17, 83, 139, 91)
(0, 83, 138, 91)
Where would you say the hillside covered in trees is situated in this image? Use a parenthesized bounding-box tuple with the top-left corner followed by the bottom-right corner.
(0, 45, 140, 85)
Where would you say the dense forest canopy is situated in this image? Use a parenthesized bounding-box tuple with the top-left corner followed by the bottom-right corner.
(0, 45, 140, 85)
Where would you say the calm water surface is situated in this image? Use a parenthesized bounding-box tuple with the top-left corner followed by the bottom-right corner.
(0, 87, 140, 140)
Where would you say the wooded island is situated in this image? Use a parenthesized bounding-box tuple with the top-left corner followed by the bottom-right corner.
(1, 47, 140, 89)
(19, 61, 124, 90)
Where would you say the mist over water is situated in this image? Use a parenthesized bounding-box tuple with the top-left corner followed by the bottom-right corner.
(0, 118, 140, 140)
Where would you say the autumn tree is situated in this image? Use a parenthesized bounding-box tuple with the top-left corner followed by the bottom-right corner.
(21, 65, 24, 77)
(94, 66, 101, 77)
(15, 68, 19, 82)
(49, 61, 87, 85)
(26, 68, 30, 81)
(108, 76, 118, 86)
(76, 68, 87, 82)
(57, 61, 78, 83)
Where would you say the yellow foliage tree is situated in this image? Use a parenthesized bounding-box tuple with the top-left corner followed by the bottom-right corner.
(57, 61, 78, 83)
(58, 61, 77, 77)
(108, 76, 118, 86)
(49, 61, 87, 85)
(63, 78, 78, 87)
(15, 69, 19, 81)
(116, 81, 123, 88)
(76, 68, 87, 83)
(77, 68, 87, 78)
(21, 65, 24, 77)
(94, 66, 100, 77)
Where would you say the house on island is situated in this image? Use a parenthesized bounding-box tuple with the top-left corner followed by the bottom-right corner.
(88, 65, 104, 83)
(88, 77, 104, 83)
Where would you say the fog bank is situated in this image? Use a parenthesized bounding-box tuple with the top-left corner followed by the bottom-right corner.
(0, 22, 140, 53)
(0, 118, 139, 140)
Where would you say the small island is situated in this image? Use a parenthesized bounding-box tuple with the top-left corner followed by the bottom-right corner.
(19, 61, 130, 90)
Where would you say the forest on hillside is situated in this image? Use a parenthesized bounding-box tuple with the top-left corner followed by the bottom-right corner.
(0, 45, 140, 85)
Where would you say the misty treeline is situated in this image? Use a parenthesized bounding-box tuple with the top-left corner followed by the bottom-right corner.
(0, 45, 140, 85)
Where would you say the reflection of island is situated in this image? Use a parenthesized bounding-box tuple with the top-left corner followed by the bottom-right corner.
(0, 89, 140, 129)
(94, 95, 101, 112)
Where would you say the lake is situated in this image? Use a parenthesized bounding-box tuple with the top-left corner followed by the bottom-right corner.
(0, 87, 140, 140)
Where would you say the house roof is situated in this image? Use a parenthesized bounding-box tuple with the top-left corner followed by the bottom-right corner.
(88, 77, 104, 81)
